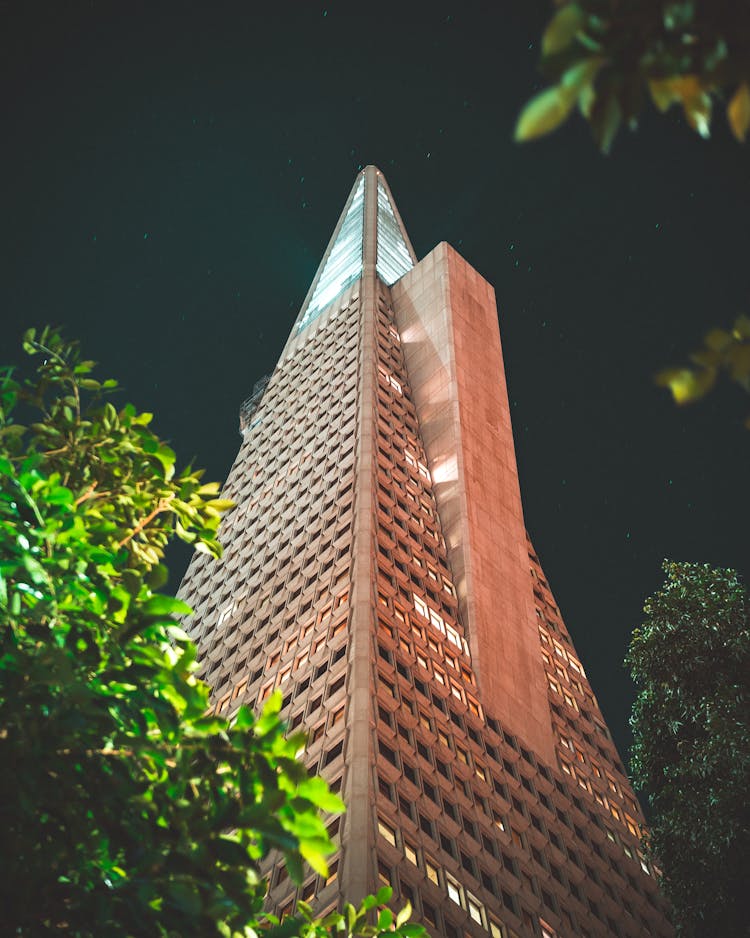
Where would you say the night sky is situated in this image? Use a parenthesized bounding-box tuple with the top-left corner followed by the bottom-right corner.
(3, 1, 748, 767)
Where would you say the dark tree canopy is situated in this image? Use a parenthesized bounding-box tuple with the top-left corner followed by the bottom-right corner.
(627, 560, 750, 937)
(517, 1, 750, 151)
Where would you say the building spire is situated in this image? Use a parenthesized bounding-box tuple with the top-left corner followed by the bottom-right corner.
(295, 167, 416, 334)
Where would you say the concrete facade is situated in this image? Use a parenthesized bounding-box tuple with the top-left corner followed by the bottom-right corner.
(178, 168, 673, 938)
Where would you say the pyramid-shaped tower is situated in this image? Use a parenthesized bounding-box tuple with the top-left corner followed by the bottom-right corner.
(178, 168, 673, 938)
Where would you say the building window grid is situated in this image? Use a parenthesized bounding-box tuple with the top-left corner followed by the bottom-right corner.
(182, 293, 665, 937)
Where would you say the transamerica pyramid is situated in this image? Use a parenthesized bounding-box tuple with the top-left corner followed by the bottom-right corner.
(178, 167, 673, 938)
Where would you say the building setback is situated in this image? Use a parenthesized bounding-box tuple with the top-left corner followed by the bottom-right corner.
(178, 167, 673, 938)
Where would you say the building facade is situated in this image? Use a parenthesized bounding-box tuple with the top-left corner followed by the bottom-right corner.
(177, 167, 673, 938)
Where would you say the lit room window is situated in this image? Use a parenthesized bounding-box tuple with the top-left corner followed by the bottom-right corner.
(488, 916, 506, 938)
(467, 894, 484, 925)
(446, 875, 462, 906)
(413, 595, 428, 619)
(377, 818, 397, 846)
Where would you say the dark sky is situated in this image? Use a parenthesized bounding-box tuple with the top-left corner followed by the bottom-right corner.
(3, 0, 748, 764)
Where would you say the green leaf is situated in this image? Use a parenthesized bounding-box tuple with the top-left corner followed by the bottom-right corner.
(397, 926, 426, 938)
(395, 901, 412, 928)
(515, 86, 575, 141)
(374, 886, 392, 905)
(377, 908, 393, 930)
(197, 482, 222, 496)
(655, 366, 716, 404)
(590, 91, 622, 154)
(296, 776, 346, 814)
(542, 3, 584, 56)
(141, 595, 193, 617)
(167, 881, 202, 915)
(299, 842, 328, 877)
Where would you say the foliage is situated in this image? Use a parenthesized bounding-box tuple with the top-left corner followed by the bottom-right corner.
(292, 889, 424, 938)
(627, 560, 750, 937)
(656, 313, 750, 425)
(0, 328, 424, 938)
(516, 1, 750, 151)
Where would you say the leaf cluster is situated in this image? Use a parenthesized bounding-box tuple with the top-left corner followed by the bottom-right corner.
(0, 329, 421, 937)
(516, 1, 750, 151)
(626, 560, 750, 936)
(281, 887, 426, 938)
(656, 314, 750, 426)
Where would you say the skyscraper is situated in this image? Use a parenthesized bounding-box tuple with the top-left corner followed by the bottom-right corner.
(178, 167, 673, 938)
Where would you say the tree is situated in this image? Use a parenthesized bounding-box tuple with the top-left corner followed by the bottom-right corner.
(0, 328, 423, 938)
(626, 560, 750, 937)
(516, 1, 750, 152)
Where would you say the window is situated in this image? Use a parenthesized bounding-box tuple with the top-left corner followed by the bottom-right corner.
(540, 919, 558, 938)
(446, 874, 462, 906)
(467, 893, 484, 926)
(413, 595, 428, 619)
(488, 916, 506, 938)
(378, 817, 397, 846)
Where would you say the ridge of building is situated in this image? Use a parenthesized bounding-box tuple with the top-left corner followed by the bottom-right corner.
(178, 170, 674, 938)
(293, 167, 416, 339)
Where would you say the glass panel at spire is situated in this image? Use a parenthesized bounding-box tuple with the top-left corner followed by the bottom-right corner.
(298, 176, 364, 331)
(376, 179, 413, 285)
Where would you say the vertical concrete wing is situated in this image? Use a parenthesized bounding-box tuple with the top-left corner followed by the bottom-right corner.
(391, 244, 555, 763)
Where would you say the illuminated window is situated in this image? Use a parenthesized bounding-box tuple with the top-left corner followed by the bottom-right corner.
(413, 595, 428, 619)
(467, 894, 484, 925)
(446, 875, 462, 906)
(489, 916, 506, 938)
(378, 818, 397, 846)
(232, 679, 247, 699)
(446, 624, 461, 648)
(429, 608, 446, 633)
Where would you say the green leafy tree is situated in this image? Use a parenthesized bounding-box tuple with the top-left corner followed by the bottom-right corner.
(0, 328, 424, 938)
(516, 1, 750, 152)
(627, 560, 750, 937)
